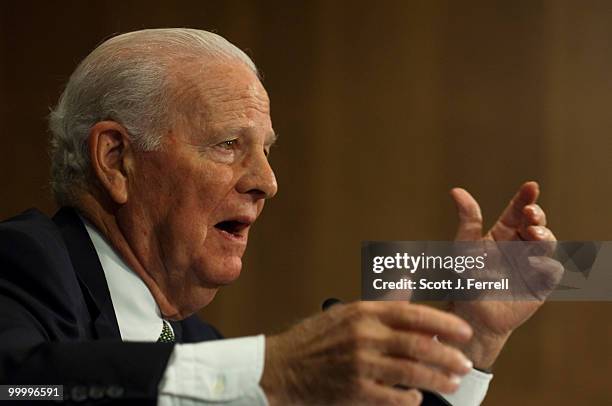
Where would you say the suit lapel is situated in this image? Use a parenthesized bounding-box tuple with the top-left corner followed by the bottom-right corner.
(53, 207, 121, 340)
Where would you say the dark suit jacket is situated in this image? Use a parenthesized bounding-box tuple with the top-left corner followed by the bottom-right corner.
(0, 207, 221, 405)
(0, 207, 449, 406)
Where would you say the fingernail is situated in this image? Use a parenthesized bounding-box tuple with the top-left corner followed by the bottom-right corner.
(459, 324, 472, 338)
(450, 374, 462, 385)
(463, 358, 473, 370)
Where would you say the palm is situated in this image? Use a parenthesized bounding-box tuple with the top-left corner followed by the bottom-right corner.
(451, 293, 541, 337)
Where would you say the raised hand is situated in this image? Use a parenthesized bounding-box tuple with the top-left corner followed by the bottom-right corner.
(448, 181, 562, 369)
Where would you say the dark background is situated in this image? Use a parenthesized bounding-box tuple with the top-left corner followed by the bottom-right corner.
(1, 1, 611, 404)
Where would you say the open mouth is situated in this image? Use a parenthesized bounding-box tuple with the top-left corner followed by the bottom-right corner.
(214, 220, 249, 239)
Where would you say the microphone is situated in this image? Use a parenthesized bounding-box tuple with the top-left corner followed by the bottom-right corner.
(321, 297, 342, 311)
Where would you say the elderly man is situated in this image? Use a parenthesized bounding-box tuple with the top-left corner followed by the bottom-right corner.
(0, 29, 555, 405)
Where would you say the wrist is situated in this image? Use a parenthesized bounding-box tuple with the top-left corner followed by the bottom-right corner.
(261, 335, 299, 406)
(458, 331, 510, 371)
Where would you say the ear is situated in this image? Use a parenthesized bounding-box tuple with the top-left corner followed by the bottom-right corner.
(88, 121, 132, 205)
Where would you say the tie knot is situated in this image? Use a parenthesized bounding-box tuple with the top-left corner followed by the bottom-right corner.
(158, 320, 175, 343)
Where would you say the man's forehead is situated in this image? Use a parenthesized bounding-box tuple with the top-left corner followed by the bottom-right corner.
(172, 60, 273, 135)
(177, 59, 266, 99)
(201, 87, 273, 139)
(192, 64, 268, 109)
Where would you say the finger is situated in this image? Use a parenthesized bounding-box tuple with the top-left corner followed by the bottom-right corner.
(386, 332, 472, 375)
(514, 256, 564, 300)
(359, 379, 423, 406)
(491, 181, 539, 240)
(373, 302, 473, 342)
(450, 188, 483, 240)
(371, 356, 462, 395)
(522, 204, 547, 227)
(516, 225, 558, 260)
(517, 225, 556, 242)
(525, 256, 565, 298)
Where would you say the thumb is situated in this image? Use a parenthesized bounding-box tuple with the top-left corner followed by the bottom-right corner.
(450, 188, 483, 240)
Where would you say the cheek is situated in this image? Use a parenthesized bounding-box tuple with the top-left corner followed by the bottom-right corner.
(156, 210, 207, 278)
(166, 158, 235, 220)
(163, 191, 219, 258)
(167, 210, 244, 287)
(136, 145, 243, 281)
(162, 164, 237, 267)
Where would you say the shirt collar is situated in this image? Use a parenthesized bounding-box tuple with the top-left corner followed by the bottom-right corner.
(81, 216, 164, 342)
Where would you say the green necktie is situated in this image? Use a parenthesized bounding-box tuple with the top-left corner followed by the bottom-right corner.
(158, 320, 175, 343)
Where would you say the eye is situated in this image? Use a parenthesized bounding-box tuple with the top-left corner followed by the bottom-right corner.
(218, 139, 237, 149)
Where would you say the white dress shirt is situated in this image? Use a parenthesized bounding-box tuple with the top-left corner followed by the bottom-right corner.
(82, 219, 491, 405)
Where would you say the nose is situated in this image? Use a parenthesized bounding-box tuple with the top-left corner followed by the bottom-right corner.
(236, 150, 278, 200)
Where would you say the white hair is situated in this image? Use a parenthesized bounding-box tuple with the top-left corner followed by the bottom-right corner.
(49, 28, 258, 205)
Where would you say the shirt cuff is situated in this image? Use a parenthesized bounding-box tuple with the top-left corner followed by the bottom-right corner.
(440, 368, 492, 406)
(158, 335, 268, 406)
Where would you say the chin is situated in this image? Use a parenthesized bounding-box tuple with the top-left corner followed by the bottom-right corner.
(172, 287, 219, 319)
(195, 256, 243, 286)
(194, 287, 219, 309)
